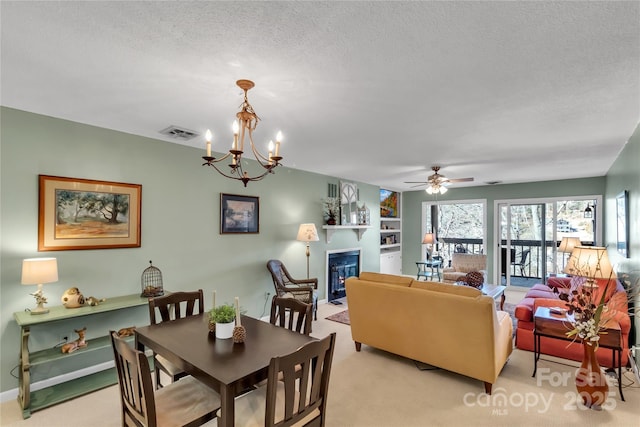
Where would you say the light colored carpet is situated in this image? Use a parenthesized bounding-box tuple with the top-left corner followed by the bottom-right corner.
(2, 301, 638, 427)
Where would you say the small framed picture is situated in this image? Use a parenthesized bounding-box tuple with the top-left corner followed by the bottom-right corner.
(616, 190, 629, 258)
(220, 193, 259, 234)
(38, 175, 142, 251)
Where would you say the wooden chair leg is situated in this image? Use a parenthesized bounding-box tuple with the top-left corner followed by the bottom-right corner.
(484, 382, 492, 394)
(155, 364, 163, 389)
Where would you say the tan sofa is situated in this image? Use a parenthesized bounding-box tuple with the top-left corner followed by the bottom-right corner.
(442, 253, 487, 283)
(345, 272, 513, 393)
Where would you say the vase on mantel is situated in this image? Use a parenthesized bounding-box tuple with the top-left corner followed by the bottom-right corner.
(575, 342, 608, 410)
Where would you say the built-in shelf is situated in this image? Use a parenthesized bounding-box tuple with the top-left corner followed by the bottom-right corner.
(381, 243, 401, 249)
(322, 225, 372, 243)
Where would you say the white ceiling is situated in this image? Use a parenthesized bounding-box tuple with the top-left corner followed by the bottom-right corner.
(2, 1, 639, 191)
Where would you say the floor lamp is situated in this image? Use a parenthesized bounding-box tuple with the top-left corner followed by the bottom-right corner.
(297, 223, 319, 278)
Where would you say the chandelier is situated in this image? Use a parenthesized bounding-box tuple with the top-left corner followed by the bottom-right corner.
(202, 79, 283, 187)
(426, 183, 448, 195)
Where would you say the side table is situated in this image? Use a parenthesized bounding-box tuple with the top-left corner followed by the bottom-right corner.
(415, 259, 442, 281)
(532, 306, 624, 401)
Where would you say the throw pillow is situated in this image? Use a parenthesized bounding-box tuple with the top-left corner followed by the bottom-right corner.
(463, 271, 484, 288)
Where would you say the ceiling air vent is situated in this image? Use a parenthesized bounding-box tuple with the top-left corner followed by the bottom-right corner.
(159, 125, 199, 141)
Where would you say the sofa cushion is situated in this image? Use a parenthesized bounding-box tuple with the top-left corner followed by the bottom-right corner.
(547, 276, 571, 289)
(450, 253, 487, 273)
(411, 280, 482, 298)
(358, 272, 413, 287)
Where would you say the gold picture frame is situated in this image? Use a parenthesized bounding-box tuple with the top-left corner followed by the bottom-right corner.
(38, 175, 142, 251)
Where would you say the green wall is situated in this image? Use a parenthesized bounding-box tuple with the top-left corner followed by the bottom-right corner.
(2, 106, 637, 394)
(604, 122, 640, 346)
(0, 107, 380, 392)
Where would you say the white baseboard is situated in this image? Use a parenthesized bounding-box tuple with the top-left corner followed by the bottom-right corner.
(0, 361, 114, 404)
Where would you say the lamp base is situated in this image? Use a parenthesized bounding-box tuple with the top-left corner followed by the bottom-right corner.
(30, 305, 49, 315)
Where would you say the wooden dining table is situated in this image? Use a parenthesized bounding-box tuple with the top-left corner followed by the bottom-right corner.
(135, 313, 315, 427)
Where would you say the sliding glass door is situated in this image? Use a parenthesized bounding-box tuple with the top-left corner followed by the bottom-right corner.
(498, 203, 549, 287)
(496, 197, 600, 287)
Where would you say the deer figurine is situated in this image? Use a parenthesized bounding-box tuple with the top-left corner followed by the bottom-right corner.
(61, 327, 88, 354)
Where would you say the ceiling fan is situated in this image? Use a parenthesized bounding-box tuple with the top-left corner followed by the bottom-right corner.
(405, 166, 474, 194)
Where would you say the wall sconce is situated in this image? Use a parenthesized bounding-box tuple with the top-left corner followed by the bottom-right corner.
(584, 204, 594, 219)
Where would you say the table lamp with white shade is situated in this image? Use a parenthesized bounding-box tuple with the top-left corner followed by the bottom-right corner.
(558, 236, 581, 270)
(564, 246, 615, 289)
(297, 223, 319, 279)
(21, 257, 58, 315)
(422, 233, 436, 260)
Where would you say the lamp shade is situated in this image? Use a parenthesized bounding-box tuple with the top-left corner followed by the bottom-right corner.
(21, 258, 58, 285)
(296, 223, 319, 242)
(558, 237, 581, 254)
(422, 233, 436, 244)
(563, 246, 615, 279)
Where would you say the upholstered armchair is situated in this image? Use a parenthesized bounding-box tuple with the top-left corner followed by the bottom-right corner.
(266, 259, 318, 320)
(442, 253, 487, 284)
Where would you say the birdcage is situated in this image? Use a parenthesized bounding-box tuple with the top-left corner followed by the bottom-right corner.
(141, 260, 164, 297)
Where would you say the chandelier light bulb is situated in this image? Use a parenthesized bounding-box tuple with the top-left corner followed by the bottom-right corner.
(276, 131, 283, 142)
(205, 129, 213, 157)
(232, 120, 239, 135)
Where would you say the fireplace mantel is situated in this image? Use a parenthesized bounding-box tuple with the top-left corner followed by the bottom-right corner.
(321, 225, 372, 243)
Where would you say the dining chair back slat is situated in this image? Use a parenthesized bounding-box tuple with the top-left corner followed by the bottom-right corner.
(269, 296, 313, 336)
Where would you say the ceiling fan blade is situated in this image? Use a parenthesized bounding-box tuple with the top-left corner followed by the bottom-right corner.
(404, 181, 428, 184)
(409, 183, 427, 188)
(448, 177, 474, 183)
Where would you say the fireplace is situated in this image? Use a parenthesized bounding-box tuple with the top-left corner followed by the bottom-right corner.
(326, 248, 361, 303)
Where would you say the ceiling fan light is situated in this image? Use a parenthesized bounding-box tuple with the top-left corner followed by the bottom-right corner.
(439, 186, 448, 194)
(426, 186, 434, 194)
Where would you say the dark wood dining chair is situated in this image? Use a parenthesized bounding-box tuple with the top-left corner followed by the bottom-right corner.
(110, 331, 220, 427)
(232, 332, 337, 426)
(269, 295, 313, 336)
(266, 259, 318, 320)
(148, 289, 204, 388)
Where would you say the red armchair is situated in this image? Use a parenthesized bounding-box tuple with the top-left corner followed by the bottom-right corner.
(514, 276, 630, 367)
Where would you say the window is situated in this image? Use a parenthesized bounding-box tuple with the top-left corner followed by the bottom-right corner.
(422, 200, 486, 266)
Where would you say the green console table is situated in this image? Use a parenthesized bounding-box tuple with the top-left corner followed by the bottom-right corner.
(14, 294, 148, 418)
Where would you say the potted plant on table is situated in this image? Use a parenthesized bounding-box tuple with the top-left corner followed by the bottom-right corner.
(209, 303, 236, 339)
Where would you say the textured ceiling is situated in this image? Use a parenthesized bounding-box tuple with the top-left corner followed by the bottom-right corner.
(1, 1, 639, 191)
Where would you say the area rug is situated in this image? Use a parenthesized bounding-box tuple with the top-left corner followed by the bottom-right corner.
(325, 309, 350, 325)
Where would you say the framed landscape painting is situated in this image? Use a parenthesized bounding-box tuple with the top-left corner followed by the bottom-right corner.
(38, 175, 142, 251)
(220, 193, 259, 234)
